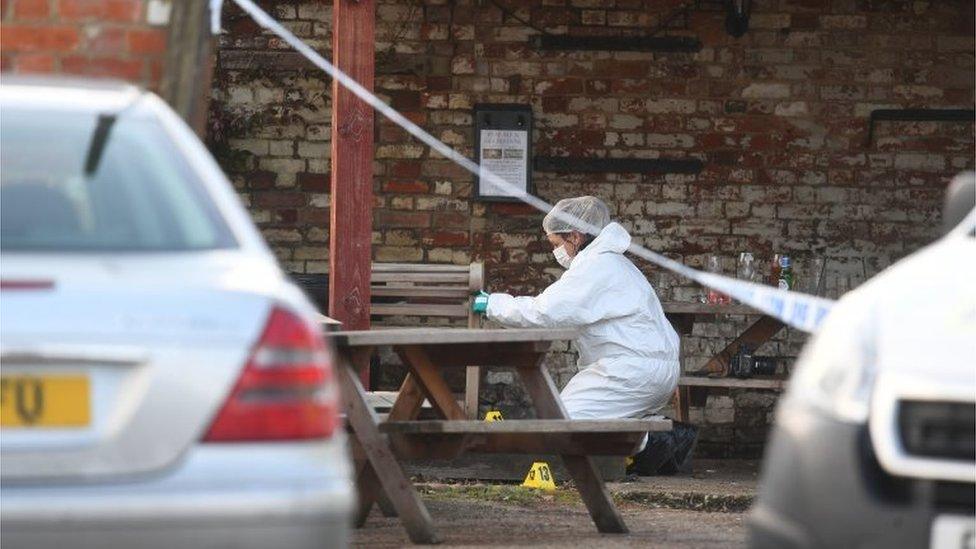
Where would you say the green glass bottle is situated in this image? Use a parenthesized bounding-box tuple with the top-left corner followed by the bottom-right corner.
(777, 256, 794, 290)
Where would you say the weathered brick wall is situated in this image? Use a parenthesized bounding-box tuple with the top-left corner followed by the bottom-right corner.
(211, 0, 975, 457)
(0, 0, 170, 89)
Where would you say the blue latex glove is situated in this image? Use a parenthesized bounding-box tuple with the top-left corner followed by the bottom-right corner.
(471, 290, 489, 315)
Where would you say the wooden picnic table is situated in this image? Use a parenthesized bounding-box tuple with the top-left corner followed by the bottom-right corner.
(661, 302, 788, 423)
(325, 327, 669, 544)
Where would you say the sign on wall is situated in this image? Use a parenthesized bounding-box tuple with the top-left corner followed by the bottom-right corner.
(473, 103, 533, 201)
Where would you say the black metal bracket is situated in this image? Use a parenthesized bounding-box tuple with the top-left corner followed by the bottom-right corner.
(533, 34, 702, 53)
(866, 108, 975, 147)
(534, 156, 703, 175)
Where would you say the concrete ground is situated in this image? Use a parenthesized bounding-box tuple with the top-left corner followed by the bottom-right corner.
(352, 459, 758, 548)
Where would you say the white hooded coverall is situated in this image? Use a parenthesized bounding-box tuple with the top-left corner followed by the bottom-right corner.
(487, 222, 681, 421)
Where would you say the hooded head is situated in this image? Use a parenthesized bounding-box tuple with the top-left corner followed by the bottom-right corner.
(542, 196, 612, 267)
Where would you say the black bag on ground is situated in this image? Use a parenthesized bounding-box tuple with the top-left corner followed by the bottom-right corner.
(629, 421, 699, 476)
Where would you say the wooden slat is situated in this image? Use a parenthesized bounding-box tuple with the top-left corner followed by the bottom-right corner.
(678, 375, 787, 390)
(661, 302, 758, 315)
(372, 263, 471, 273)
(371, 303, 468, 317)
(372, 272, 470, 283)
(380, 419, 671, 434)
(423, 341, 552, 368)
(389, 432, 649, 457)
(365, 390, 434, 410)
(401, 453, 626, 482)
(370, 286, 471, 298)
(323, 328, 578, 347)
(293, 262, 474, 276)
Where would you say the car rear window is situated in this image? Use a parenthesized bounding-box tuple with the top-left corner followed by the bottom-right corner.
(0, 106, 237, 252)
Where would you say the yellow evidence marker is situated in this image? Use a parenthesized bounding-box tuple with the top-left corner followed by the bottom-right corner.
(521, 461, 556, 491)
(484, 410, 504, 422)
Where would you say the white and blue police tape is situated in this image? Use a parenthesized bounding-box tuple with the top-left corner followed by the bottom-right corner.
(223, 0, 836, 333)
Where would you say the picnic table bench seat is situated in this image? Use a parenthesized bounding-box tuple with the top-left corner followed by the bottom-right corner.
(679, 375, 787, 390)
(380, 418, 671, 458)
(674, 374, 787, 423)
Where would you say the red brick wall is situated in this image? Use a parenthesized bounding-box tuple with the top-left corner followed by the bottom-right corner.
(213, 0, 974, 279)
(1, 0, 169, 90)
(211, 0, 974, 456)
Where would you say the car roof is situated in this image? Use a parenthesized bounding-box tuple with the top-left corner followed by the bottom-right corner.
(0, 75, 145, 113)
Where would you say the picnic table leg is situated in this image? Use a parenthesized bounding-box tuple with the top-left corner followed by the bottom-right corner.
(561, 456, 629, 533)
(352, 462, 399, 521)
(352, 463, 377, 525)
(397, 346, 467, 420)
(674, 386, 691, 423)
(388, 373, 427, 420)
(376, 489, 398, 517)
(516, 360, 629, 534)
(353, 372, 430, 517)
(336, 352, 440, 544)
(349, 439, 398, 520)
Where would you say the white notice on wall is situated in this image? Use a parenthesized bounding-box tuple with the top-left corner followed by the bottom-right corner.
(478, 129, 528, 198)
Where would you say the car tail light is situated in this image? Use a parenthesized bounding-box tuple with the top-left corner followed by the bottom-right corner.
(203, 306, 340, 442)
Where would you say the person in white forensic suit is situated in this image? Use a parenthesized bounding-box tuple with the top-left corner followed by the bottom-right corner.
(474, 196, 682, 443)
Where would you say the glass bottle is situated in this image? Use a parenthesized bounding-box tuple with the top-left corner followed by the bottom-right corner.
(777, 255, 794, 290)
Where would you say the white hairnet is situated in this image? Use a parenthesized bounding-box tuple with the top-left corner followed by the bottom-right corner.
(542, 196, 612, 235)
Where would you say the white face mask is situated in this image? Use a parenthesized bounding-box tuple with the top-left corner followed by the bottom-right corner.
(553, 244, 573, 269)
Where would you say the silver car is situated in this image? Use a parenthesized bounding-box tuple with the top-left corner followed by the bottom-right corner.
(0, 77, 354, 548)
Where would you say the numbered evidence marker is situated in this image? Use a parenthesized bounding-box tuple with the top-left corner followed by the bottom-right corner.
(521, 461, 556, 491)
(484, 410, 504, 422)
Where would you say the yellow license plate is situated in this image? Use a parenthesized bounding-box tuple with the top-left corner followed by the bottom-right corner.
(0, 375, 91, 428)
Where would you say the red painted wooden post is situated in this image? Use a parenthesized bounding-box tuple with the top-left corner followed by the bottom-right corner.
(329, 0, 374, 387)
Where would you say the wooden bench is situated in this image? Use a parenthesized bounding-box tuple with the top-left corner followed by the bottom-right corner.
(381, 418, 669, 459)
(674, 375, 788, 423)
(371, 263, 485, 418)
(298, 262, 485, 417)
(368, 263, 484, 326)
(295, 262, 484, 326)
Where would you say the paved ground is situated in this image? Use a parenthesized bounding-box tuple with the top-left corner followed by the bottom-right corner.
(352, 460, 757, 548)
